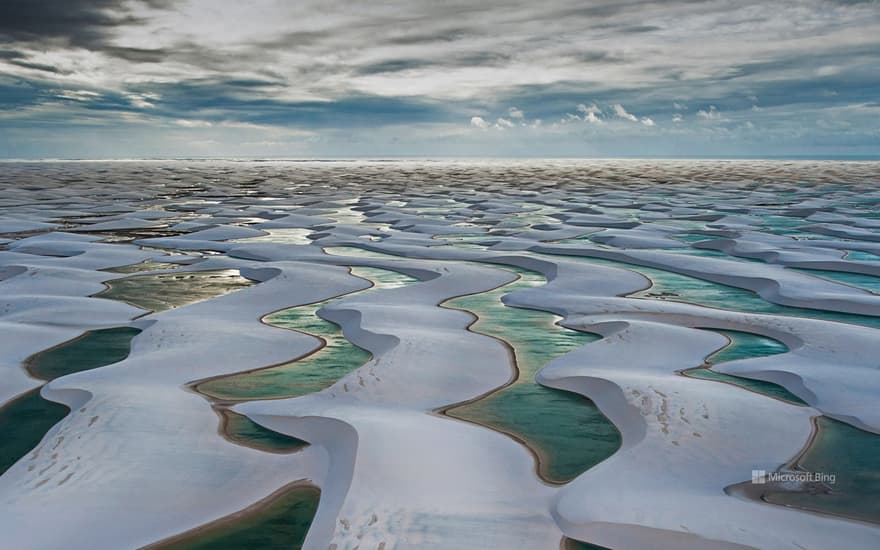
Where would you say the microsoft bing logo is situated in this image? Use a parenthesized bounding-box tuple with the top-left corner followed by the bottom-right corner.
(750, 469, 835, 485)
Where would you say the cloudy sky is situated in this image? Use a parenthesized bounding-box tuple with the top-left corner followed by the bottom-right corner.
(1, 0, 878, 158)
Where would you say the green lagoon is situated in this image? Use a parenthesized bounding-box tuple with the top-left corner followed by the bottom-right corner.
(197, 267, 415, 401)
(792, 268, 880, 294)
(1, 326, 140, 475)
(97, 269, 253, 313)
(154, 485, 321, 550)
(220, 409, 308, 453)
(684, 330, 805, 405)
(445, 267, 620, 484)
(0, 389, 70, 475)
(26, 326, 140, 381)
(767, 416, 880, 524)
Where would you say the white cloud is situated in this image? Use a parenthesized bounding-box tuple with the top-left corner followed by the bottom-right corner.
(672, 113, 683, 123)
(673, 102, 687, 110)
(697, 105, 722, 120)
(576, 103, 603, 124)
(174, 119, 213, 128)
(470, 116, 490, 129)
(613, 103, 638, 122)
(508, 107, 524, 119)
(640, 117, 655, 126)
(495, 117, 515, 129)
(125, 92, 161, 109)
(55, 90, 101, 102)
(577, 103, 601, 115)
(584, 111, 603, 124)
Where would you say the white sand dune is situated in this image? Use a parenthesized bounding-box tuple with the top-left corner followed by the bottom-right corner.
(804, 223, 880, 242)
(530, 243, 880, 315)
(695, 235, 880, 277)
(0, 260, 369, 549)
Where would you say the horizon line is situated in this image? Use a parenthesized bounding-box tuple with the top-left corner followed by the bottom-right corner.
(2, 155, 880, 163)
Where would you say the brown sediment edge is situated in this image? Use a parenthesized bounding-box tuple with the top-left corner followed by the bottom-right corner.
(725, 415, 879, 525)
(188, 263, 428, 450)
(760, 416, 880, 526)
(191, 337, 331, 403)
(762, 495, 880, 526)
(678, 365, 807, 407)
(726, 416, 837, 508)
(431, 271, 571, 487)
(188, 267, 375, 401)
(22, 326, 141, 382)
(0, 386, 71, 416)
(561, 535, 611, 550)
(190, 262, 424, 400)
(781, 414, 821, 472)
(675, 330, 805, 407)
(214, 408, 307, 455)
(139, 480, 320, 550)
(187, 266, 385, 451)
(792, 267, 880, 296)
(21, 330, 97, 383)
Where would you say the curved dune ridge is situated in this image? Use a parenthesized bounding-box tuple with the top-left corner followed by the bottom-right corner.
(0, 159, 879, 549)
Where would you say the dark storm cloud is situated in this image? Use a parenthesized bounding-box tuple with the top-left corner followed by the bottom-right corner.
(0, 49, 68, 74)
(618, 25, 664, 33)
(0, 0, 147, 47)
(7, 59, 67, 74)
(386, 28, 473, 46)
(102, 46, 170, 63)
(0, 49, 64, 73)
(355, 59, 436, 76)
(355, 52, 511, 75)
(570, 50, 631, 64)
